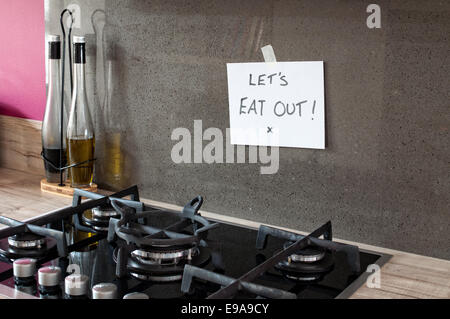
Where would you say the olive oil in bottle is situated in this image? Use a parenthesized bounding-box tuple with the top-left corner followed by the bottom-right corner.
(67, 36, 95, 187)
(66, 137, 95, 186)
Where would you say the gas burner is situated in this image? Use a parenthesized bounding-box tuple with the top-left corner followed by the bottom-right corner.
(92, 205, 120, 218)
(0, 186, 140, 265)
(284, 243, 326, 263)
(112, 246, 211, 282)
(71, 187, 144, 234)
(82, 205, 120, 232)
(8, 233, 46, 250)
(275, 244, 334, 282)
(131, 246, 199, 266)
(0, 216, 67, 262)
(107, 196, 219, 281)
(0, 236, 57, 261)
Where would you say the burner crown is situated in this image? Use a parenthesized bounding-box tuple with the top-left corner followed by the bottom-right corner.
(8, 233, 46, 249)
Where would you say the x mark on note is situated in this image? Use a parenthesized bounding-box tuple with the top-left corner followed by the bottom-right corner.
(267, 127, 273, 133)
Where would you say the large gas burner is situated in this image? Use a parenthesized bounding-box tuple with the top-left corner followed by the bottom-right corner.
(131, 245, 199, 266)
(107, 196, 219, 282)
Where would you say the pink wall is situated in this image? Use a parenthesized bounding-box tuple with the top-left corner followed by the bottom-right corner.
(0, 0, 45, 121)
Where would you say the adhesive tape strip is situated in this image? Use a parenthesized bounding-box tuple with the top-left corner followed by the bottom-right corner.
(261, 45, 277, 63)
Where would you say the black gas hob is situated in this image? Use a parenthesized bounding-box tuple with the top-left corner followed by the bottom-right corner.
(0, 186, 391, 299)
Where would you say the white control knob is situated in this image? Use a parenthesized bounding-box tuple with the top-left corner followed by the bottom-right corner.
(65, 274, 89, 296)
(13, 258, 36, 278)
(38, 266, 61, 287)
(92, 283, 117, 299)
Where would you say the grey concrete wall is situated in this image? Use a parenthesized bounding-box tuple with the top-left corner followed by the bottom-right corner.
(45, 0, 449, 259)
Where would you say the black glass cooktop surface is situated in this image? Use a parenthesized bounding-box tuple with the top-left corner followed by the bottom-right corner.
(0, 211, 386, 299)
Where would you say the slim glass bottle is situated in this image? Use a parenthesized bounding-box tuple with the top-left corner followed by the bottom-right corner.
(67, 36, 95, 187)
(42, 35, 67, 183)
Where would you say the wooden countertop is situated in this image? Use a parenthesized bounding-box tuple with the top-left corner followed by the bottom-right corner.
(0, 167, 449, 299)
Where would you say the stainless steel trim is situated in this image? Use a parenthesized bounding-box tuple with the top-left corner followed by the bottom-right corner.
(335, 251, 392, 299)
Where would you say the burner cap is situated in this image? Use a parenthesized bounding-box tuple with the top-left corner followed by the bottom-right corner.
(8, 233, 46, 249)
(283, 243, 326, 263)
(92, 206, 119, 218)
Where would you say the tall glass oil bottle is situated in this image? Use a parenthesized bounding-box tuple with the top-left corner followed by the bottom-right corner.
(103, 59, 125, 188)
(67, 36, 95, 187)
(42, 35, 68, 183)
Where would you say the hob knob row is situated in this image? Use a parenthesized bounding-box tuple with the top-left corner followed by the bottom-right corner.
(12, 258, 149, 299)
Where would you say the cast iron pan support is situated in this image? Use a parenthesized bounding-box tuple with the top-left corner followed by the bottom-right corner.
(71, 186, 143, 233)
(207, 221, 333, 299)
(256, 222, 360, 274)
(181, 264, 296, 299)
(107, 196, 219, 278)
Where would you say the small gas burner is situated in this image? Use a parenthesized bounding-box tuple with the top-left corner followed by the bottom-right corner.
(286, 244, 326, 263)
(253, 223, 363, 287)
(82, 205, 120, 232)
(275, 244, 334, 282)
(8, 233, 46, 250)
(0, 216, 67, 262)
(71, 187, 144, 235)
(108, 196, 219, 282)
(0, 235, 56, 260)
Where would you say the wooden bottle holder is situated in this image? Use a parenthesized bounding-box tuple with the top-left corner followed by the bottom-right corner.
(40, 179, 97, 198)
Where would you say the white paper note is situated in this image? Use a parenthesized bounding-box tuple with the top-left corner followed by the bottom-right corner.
(226, 61, 325, 149)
